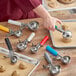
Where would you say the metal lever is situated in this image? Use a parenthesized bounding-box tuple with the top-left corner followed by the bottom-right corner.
(43, 52, 61, 75)
(7, 29, 22, 37)
(17, 32, 35, 51)
(5, 38, 17, 64)
(46, 45, 71, 64)
(30, 36, 49, 54)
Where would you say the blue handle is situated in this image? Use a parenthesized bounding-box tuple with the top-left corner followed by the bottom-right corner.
(46, 45, 58, 56)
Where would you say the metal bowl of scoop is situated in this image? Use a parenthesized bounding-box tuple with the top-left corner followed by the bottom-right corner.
(61, 56, 71, 64)
(30, 47, 38, 54)
(28, 21, 39, 31)
(14, 31, 22, 37)
(49, 65, 61, 75)
(11, 56, 18, 64)
(63, 31, 72, 38)
(17, 42, 27, 51)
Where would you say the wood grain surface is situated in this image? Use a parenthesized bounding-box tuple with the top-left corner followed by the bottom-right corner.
(0, 18, 76, 76)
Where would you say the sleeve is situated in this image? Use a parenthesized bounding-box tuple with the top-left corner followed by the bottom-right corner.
(30, 0, 41, 8)
(14, 0, 41, 13)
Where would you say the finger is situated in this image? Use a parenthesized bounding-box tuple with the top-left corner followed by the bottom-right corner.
(56, 19, 63, 24)
(51, 21, 56, 31)
(49, 26, 55, 31)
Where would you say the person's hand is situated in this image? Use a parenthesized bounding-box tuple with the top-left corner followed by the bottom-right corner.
(33, 4, 62, 31)
(43, 16, 62, 31)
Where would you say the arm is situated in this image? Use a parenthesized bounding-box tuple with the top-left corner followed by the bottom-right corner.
(33, 4, 62, 31)
(14, 0, 41, 13)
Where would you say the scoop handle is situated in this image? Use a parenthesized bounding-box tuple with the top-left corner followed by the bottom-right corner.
(44, 52, 52, 64)
(40, 36, 49, 46)
(55, 25, 64, 33)
(0, 25, 9, 33)
(5, 38, 13, 51)
(55, 25, 58, 29)
(8, 19, 22, 26)
(46, 45, 58, 56)
(27, 32, 35, 42)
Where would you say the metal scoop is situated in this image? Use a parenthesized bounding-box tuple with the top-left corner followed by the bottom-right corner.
(5, 38, 17, 64)
(55, 25, 72, 39)
(30, 36, 49, 54)
(17, 32, 35, 51)
(8, 19, 39, 31)
(7, 29, 22, 37)
(46, 45, 71, 64)
(43, 52, 61, 75)
(0, 25, 22, 37)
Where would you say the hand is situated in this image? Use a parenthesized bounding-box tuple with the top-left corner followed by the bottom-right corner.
(33, 4, 62, 31)
(43, 16, 62, 31)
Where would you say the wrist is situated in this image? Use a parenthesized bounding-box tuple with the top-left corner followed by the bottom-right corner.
(34, 4, 52, 19)
(43, 14, 52, 21)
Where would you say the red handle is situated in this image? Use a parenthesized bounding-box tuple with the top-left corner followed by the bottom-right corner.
(40, 36, 49, 46)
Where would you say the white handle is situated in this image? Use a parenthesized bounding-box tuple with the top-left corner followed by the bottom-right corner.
(27, 32, 35, 42)
(8, 19, 22, 26)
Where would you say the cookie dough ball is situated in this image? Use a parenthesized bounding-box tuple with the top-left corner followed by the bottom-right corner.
(12, 71, 19, 76)
(0, 65, 6, 72)
(62, 37, 72, 43)
(48, 2, 57, 8)
(62, 24, 69, 30)
(19, 62, 26, 70)
(57, 0, 75, 4)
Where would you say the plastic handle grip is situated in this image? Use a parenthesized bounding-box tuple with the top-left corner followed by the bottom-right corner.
(40, 36, 49, 46)
(8, 20, 22, 26)
(5, 38, 13, 51)
(46, 45, 58, 56)
(55, 25, 58, 29)
(0, 25, 9, 33)
(27, 32, 35, 42)
(44, 52, 52, 64)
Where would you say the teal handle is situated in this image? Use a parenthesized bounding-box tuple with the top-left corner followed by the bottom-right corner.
(46, 45, 58, 56)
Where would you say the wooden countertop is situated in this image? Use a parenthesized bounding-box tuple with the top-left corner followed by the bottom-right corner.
(0, 18, 76, 76)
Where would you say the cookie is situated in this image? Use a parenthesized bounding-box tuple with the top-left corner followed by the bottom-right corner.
(57, 0, 75, 4)
(61, 37, 72, 43)
(12, 71, 19, 76)
(48, 2, 57, 8)
(19, 62, 26, 70)
(62, 24, 69, 30)
(0, 65, 6, 72)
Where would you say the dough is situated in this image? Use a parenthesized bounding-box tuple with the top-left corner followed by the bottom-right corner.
(19, 62, 26, 70)
(57, 0, 75, 4)
(48, 2, 57, 8)
(61, 37, 72, 43)
(62, 24, 69, 30)
(0, 65, 6, 72)
(12, 71, 19, 76)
